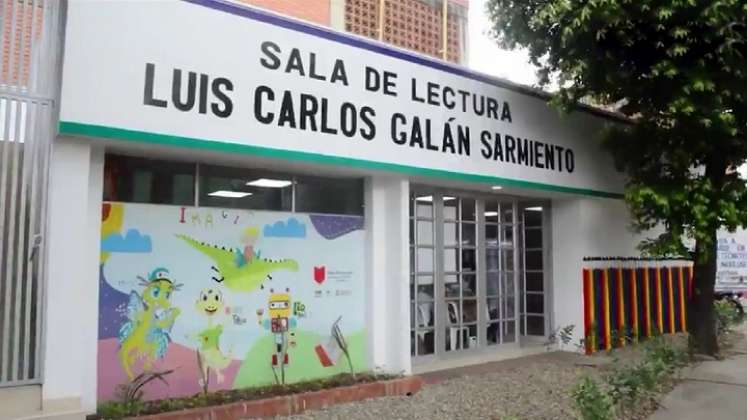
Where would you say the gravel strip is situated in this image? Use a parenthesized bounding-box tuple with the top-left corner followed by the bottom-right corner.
(278, 334, 699, 420)
(282, 357, 597, 420)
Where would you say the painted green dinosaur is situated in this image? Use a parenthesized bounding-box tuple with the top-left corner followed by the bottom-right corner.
(177, 234, 299, 293)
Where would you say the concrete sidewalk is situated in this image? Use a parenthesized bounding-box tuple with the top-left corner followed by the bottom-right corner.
(650, 325, 747, 420)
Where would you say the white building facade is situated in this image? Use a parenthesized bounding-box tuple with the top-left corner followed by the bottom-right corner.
(0, 1, 653, 418)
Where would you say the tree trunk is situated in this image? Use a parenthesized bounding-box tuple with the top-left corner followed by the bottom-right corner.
(689, 233, 719, 355)
(687, 153, 728, 355)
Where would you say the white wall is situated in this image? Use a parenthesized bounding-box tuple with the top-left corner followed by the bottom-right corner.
(551, 197, 652, 348)
(365, 175, 411, 374)
(43, 138, 103, 413)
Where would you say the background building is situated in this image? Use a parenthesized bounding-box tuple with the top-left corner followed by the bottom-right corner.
(239, 0, 469, 63)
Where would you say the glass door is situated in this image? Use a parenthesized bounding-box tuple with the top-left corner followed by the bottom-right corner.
(443, 197, 478, 352)
(409, 190, 536, 361)
(520, 203, 547, 337)
(410, 195, 436, 357)
(485, 199, 518, 345)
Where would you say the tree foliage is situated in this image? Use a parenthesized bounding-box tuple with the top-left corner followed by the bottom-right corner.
(487, 0, 747, 353)
(486, 0, 747, 251)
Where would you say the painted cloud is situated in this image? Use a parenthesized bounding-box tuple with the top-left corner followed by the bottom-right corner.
(101, 229, 152, 253)
(263, 217, 306, 238)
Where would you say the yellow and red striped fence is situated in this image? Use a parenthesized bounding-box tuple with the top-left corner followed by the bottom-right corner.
(582, 260, 693, 354)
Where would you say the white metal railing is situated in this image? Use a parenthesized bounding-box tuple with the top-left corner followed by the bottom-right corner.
(0, 0, 62, 387)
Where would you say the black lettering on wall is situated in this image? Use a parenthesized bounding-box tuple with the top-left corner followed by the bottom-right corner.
(505, 135, 517, 163)
(486, 97, 497, 119)
(565, 149, 575, 173)
(411, 78, 425, 103)
(260, 41, 282, 70)
(534, 141, 544, 169)
(340, 102, 357, 137)
(278, 91, 297, 128)
(211, 77, 233, 118)
(198, 73, 209, 114)
(517, 137, 529, 165)
(143, 63, 167, 108)
(556, 146, 565, 172)
(360, 107, 376, 140)
(285, 48, 305, 75)
(544, 143, 555, 170)
(443, 87, 455, 109)
(480, 130, 492, 159)
(320, 99, 338, 135)
(330, 59, 349, 86)
(501, 102, 512, 122)
(172, 69, 196, 111)
(457, 125, 470, 156)
(299, 94, 319, 131)
(492, 133, 504, 161)
(391, 113, 407, 145)
(253, 85, 274, 124)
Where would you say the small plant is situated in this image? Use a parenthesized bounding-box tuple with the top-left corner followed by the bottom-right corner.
(544, 324, 575, 350)
(331, 316, 355, 379)
(572, 376, 613, 420)
(105, 369, 175, 418)
(714, 299, 743, 336)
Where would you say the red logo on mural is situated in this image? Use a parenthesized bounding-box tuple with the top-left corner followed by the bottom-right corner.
(313, 266, 326, 284)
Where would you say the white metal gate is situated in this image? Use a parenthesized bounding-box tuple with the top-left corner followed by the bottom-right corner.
(0, 0, 63, 387)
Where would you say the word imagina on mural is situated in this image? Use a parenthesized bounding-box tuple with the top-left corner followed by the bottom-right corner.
(98, 202, 367, 401)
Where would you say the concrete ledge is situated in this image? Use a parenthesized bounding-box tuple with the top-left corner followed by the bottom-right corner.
(132, 376, 423, 419)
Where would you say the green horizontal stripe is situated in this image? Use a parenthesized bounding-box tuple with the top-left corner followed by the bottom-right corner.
(58, 120, 623, 199)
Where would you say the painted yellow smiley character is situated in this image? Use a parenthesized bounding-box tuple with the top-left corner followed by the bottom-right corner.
(196, 288, 225, 319)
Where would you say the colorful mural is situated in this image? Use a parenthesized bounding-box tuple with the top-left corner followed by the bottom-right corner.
(582, 264, 693, 354)
(98, 202, 367, 401)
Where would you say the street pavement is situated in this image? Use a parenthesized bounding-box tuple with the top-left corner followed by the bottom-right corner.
(650, 324, 747, 420)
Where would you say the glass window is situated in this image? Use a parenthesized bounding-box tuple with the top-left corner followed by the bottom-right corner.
(500, 202, 514, 224)
(526, 250, 544, 270)
(524, 207, 543, 227)
(415, 198, 434, 218)
(486, 224, 499, 244)
(199, 164, 292, 211)
(443, 222, 458, 246)
(294, 175, 364, 215)
(461, 199, 476, 221)
(487, 272, 500, 295)
(527, 293, 544, 314)
(104, 154, 195, 205)
(417, 221, 434, 245)
(526, 272, 544, 292)
(461, 249, 477, 271)
(461, 223, 476, 246)
(462, 274, 477, 297)
(485, 201, 499, 223)
(503, 320, 516, 343)
(443, 197, 458, 219)
(526, 315, 545, 336)
(525, 228, 542, 249)
(417, 248, 434, 273)
(486, 248, 500, 271)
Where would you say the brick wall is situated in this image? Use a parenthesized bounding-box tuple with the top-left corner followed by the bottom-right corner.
(344, 0, 466, 63)
(237, 0, 331, 26)
(1, 0, 44, 88)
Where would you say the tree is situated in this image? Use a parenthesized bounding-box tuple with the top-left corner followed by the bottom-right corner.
(486, 0, 747, 355)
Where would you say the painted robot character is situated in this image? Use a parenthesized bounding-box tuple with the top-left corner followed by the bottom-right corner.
(194, 288, 233, 384)
(118, 268, 182, 380)
(257, 288, 298, 368)
(177, 233, 298, 293)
